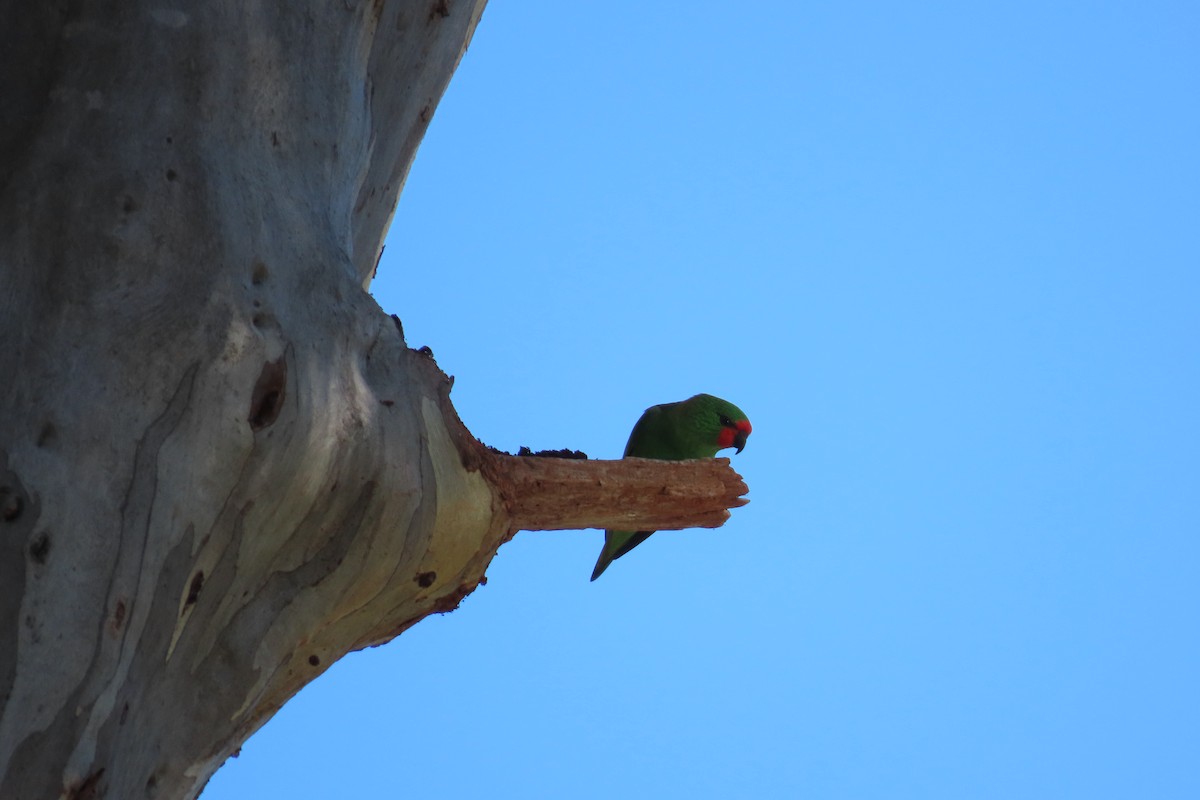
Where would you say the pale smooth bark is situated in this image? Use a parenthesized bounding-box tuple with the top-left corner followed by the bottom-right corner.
(0, 3, 749, 799)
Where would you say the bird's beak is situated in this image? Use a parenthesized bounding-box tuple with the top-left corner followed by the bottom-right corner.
(734, 429, 749, 454)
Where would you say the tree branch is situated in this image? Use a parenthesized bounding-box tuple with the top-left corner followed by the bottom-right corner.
(486, 455, 750, 533)
(428, 378, 752, 536)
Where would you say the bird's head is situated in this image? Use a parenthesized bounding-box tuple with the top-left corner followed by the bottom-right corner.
(688, 394, 752, 455)
(720, 417, 748, 453)
(717, 415, 753, 454)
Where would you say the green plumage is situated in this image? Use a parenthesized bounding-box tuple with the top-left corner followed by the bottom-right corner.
(590, 393, 751, 581)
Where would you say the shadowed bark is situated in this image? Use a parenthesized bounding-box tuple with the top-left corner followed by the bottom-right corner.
(0, 3, 750, 798)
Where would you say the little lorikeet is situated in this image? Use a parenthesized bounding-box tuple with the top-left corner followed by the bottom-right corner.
(590, 393, 752, 581)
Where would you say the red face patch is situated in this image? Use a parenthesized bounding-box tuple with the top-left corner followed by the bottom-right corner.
(717, 420, 751, 448)
(717, 427, 736, 448)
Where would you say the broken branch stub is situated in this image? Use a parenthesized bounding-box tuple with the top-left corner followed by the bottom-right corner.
(482, 454, 750, 533)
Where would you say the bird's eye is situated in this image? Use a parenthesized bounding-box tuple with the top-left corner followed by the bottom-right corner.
(718, 414, 734, 427)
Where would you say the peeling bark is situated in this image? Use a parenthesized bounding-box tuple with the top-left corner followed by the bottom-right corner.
(0, 3, 750, 799)
(491, 455, 750, 533)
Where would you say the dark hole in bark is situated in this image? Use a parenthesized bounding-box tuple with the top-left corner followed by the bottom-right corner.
(36, 421, 56, 447)
(249, 357, 287, 430)
(416, 571, 437, 588)
(308, 654, 320, 666)
(29, 532, 50, 563)
(1, 487, 22, 521)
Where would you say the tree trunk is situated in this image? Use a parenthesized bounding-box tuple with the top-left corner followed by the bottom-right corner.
(0, 4, 748, 798)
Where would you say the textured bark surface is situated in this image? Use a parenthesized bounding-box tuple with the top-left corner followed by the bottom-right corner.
(0, 3, 751, 799)
(493, 456, 750, 532)
(0, 3, 494, 798)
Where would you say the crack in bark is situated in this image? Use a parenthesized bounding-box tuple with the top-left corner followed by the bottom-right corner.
(60, 363, 202, 785)
(0, 453, 38, 725)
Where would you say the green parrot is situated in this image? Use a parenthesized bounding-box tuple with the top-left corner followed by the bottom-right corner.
(590, 393, 752, 581)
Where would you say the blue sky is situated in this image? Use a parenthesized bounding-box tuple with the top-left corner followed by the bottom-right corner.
(205, 3, 1199, 798)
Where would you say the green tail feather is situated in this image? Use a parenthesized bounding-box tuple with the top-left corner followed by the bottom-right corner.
(590, 530, 653, 581)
